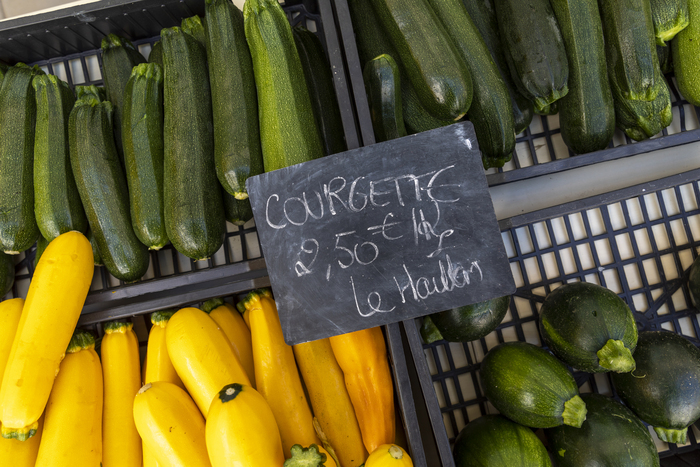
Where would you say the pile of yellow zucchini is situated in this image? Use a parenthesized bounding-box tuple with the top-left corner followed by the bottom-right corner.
(0, 231, 412, 466)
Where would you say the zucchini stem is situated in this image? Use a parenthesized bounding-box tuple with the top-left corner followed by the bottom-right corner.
(597, 339, 636, 373)
(562, 395, 587, 428)
(654, 426, 688, 444)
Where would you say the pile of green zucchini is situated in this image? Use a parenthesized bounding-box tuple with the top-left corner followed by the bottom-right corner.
(353, 0, 700, 166)
(0, 0, 346, 283)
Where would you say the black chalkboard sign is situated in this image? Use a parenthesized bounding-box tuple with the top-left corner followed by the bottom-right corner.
(247, 122, 515, 345)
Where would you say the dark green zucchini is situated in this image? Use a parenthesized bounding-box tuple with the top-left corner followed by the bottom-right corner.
(462, 0, 534, 135)
(614, 74, 672, 141)
(87, 227, 103, 267)
(429, 0, 515, 168)
(182, 15, 207, 48)
(657, 44, 673, 73)
(33, 235, 49, 269)
(223, 188, 254, 226)
(453, 415, 552, 466)
(149, 41, 163, 68)
(494, 0, 569, 111)
(363, 54, 407, 143)
(611, 331, 700, 444)
(689, 254, 700, 307)
(423, 296, 510, 343)
(370, 0, 473, 122)
(122, 63, 168, 250)
(33, 74, 87, 242)
(0, 63, 43, 255)
(599, 0, 660, 102)
(480, 341, 586, 428)
(650, 0, 689, 45)
(545, 394, 660, 467)
(205, 0, 263, 199)
(69, 93, 150, 282)
(162, 27, 225, 260)
(0, 251, 13, 297)
(550, 0, 615, 154)
(539, 282, 638, 373)
(101, 34, 147, 169)
(293, 26, 347, 156)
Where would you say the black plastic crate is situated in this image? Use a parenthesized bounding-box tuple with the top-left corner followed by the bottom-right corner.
(330, 0, 700, 188)
(403, 167, 700, 466)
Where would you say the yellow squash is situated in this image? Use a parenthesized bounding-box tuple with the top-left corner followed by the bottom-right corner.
(102, 320, 142, 467)
(0, 231, 94, 439)
(0, 298, 23, 380)
(294, 338, 368, 467)
(365, 444, 413, 467)
(203, 298, 255, 385)
(330, 327, 396, 453)
(206, 383, 285, 467)
(0, 414, 44, 466)
(133, 381, 211, 467)
(35, 331, 103, 467)
(165, 307, 250, 417)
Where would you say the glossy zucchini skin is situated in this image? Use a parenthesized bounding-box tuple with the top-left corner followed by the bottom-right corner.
(480, 341, 585, 428)
(546, 394, 660, 467)
(363, 54, 407, 143)
(611, 331, 700, 444)
(370, 0, 473, 122)
(87, 228, 103, 267)
(0, 251, 13, 297)
(539, 282, 638, 373)
(223, 190, 253, 226)
(33, 74, 87, 242)
(672, 0, 700, 106)
(599, 0, 660, 102)
(650, 0, 689, 45)
(69, 94, 150, 282)
(495, 0, 569, 110)
(122, 63, 168, 250)
(550, 0, 615, 154)
(429, 0, 515, 168)
(205, 0, 263, 199)
(453, 415, 552, 466)
(426, 296, 510, 343)
(614, 74, 672, 141)
(162, 27, 225, 260)
(0, 64, 43, 255)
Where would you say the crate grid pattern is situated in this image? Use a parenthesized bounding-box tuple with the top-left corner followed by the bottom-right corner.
(421, 177, 700, 462)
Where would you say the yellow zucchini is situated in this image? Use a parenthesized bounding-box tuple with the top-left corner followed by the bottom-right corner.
(145, 311, 183, 388)
(102, 320, 142, 467)
(0, 231, 93, 440)
(206, 383, 285, 466)
(133, 381, 211, 467)
(0, 414, 43, 466)
(202, 298, 255, 385)
(165, 307, 250, 416)
(0, 298, 23, 383)
(294, 338, 368, 467)
(365, 444, 413, 466)
(35, 331, 103, 466)
(329, 327, 396, 453)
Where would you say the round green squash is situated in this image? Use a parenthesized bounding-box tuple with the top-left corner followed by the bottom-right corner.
(545, 393, 660, 467)
(611, 330, 700, 444)
(539, 282, 638, 373)
(422, 296, 510, 343)
(0, 251, 14, 297)
(480, 341, 587, 428)
(453, 415, 551, 466)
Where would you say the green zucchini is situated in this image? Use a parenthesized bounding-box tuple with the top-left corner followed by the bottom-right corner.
(599, 0, 660, 102)
(75, 85, 106, 101)
(422, 296, 509, 343)
(206, 0, 263, 199)
(101, 34, 147, 169)
(363, 54, 407, 143)
(429, 0, 515, 168)
(223, 189, 254, 226)
(87, 227, 103, 267)
(33, 74, 87, 242)
(149, 41, 163, 68)
(494, 0, 569, 111)
(611, 331, 700, 444)
(420, 316, 444, 343)
(480, 341, 586, 428)
(122, 63, 168, 250)
(370, 0, 473, 122)
(657, 44, 673, 73)
(546, 394, 660, 467)
(453, 415, 552, 466)
(462, 0, 534, 135)
(181, 15, 207, 48)
(293, 26, 347, 156)
(69, 92, 150, 282)
(0, 63, 44, 255)
(614, 74, 672, 141)
(0, 251, 13, 297)
(33, 235, 49, 269)
(162, 27, 225, 260)
(689, 254, 700, 307)
(550, 0, 615, 154)
(672, 0, 700, 106)
(650, 0, 689, 45)
(244, 0, 324, 171)
(539, 282, 638, 373)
